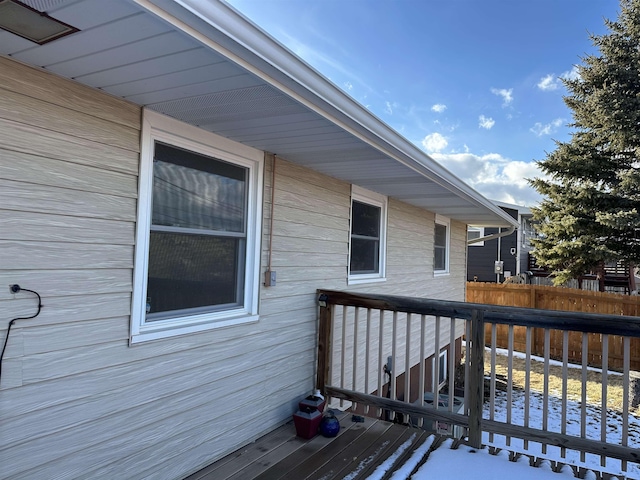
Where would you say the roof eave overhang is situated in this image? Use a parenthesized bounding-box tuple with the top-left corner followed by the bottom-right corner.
(132, 0, 518, 228)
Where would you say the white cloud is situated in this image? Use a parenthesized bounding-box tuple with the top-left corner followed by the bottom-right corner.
(421, 132, 448, 153)
(384, 102, 398, 115)
(479, 115, 495, 130)
(430, 152, 545, 206)
(431, 103, 447, 113)
(530, 118, 565, 136)
(344, 81, 353, 91)
(491, 88, 513, 107)
(537, 74, 559, 91)
(538, 67, 581, 92)
(561, 65, 580, 81)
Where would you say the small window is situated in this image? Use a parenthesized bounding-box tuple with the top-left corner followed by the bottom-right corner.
(131, 110, 263, 343)
(348, 186, 387, 283)
(467, 227, 484, 246)
(438, 350, 448, 386)
(434, 215, 450, 274)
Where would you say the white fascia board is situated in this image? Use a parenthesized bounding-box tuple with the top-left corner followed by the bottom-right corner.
(492, 200, 533, 216)
(135, 0, 517, 228)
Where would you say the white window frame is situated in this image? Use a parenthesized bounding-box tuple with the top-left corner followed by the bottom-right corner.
(434, 214, 450, 275)
(130, 110, 263, 343)
(348, 185, 387, 285)
(467, 226, 485, 246)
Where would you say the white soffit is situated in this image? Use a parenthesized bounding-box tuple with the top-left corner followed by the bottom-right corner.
(0, 0, 517, 228)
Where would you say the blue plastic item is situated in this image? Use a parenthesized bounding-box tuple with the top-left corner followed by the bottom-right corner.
(319, 412, 340, 437)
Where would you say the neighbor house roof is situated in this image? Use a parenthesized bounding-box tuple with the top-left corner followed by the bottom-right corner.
(1, 0, 518, 228)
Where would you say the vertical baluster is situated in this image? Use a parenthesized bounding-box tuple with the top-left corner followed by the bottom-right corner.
(448, 317, 456, 407)
(506, 324, 514, 447)
(580, 333, 588, 463)
(340, 305, 348, 408)
(464, 319, 472, 418)
(542, 328, 550, 455)
(489, 323, 497, 444)
(377, 310, 385, 418)
(418, 315, 426, 428)
(432, 315, 441, 434)
(524, 326, 531, 450)
(600, 334, 608, 468)
(390, 311, 398, 421)
(433, 316, 441, 398)
(405, 313, 412, 411)
(622, 336, 630, 473)
(364, 308, 372, 415)
(352, 307, 359, 410)
(561, 330, 569, 460)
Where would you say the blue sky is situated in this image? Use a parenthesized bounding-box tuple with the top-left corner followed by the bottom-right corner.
(225, 0, 621, 206)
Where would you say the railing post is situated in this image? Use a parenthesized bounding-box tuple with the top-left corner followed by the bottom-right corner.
(316, 293, 333, 395)
(467, 308, 485, 448)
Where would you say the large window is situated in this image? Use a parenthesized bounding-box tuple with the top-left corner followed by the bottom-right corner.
(348, 186, 387, 283)
(434, 215, 450, 274)
(131, 111, 263, 342)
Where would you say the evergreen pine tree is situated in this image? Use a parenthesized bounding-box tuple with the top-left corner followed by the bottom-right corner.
(530, 0, 640, 284)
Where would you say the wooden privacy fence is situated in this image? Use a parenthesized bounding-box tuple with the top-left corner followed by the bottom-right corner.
(467, 282, 640, 370)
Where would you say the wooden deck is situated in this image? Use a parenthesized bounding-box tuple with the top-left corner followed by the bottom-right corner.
(185, 411, 440, 480)
(185, 409, 627, 480)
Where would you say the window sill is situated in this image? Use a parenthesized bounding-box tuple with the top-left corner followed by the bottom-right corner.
(434, 271, 450, 277)
(348, 276, 387, 286)
(130, 313, 259, 344)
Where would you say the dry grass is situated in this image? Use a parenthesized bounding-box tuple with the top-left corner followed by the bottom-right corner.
(484, 350, 640, 416)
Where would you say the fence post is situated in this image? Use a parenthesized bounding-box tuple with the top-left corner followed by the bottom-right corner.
(467, 308, 485, 448)
(316, 293, 333, 395)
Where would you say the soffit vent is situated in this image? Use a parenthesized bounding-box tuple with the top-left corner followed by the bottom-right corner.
(0, 0, 79, 45)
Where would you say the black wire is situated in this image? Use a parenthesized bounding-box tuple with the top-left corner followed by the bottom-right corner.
(0, 288, 42, 382)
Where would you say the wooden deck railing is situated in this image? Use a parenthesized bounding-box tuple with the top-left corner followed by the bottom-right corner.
(316, 289, 640, 477)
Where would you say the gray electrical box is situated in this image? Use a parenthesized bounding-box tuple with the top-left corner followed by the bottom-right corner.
(494, 261, 504, 274)
(264, 270, 277, 286)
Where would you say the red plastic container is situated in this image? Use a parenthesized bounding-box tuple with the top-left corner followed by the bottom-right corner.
(298, 395, 326, 413)
(293, 408, 322, 439)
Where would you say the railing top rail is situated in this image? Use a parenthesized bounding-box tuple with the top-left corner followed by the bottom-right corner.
(317, 289, 640, 338)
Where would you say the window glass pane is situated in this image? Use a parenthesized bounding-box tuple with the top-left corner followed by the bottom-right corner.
(434, 246, 446, 271)
(435, 223, 447, 247)
(350, 237, 379, 273)
(435, 223, 447, 270)
(152, 143, 247, 232)
(146, 231, 244, 319)
(467, 230, 480, 241)
(352, 201, 380, 237)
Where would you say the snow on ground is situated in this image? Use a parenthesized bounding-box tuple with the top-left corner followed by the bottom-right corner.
(483, 388, 640, 478)
(414, 438, 579, 479)
(362, 351, 640, 480)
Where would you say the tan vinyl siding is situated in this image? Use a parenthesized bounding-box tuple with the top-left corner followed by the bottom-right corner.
(0, 58, 142, 474)
(1, 56, 469, 480)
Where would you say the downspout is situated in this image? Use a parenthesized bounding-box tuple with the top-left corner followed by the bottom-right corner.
(496, 229, 502, 283)
(467, 225, 516, 245)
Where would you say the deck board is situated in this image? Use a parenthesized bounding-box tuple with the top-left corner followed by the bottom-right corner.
(306, 419, 394, 480)
(286, 417, 391, 480)
(186, 422, 296, 480)
(186, 412, 417, 480)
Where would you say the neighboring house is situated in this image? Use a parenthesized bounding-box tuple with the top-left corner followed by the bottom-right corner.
(0, 1, 517, 478)
(467, 201, 533, 283)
